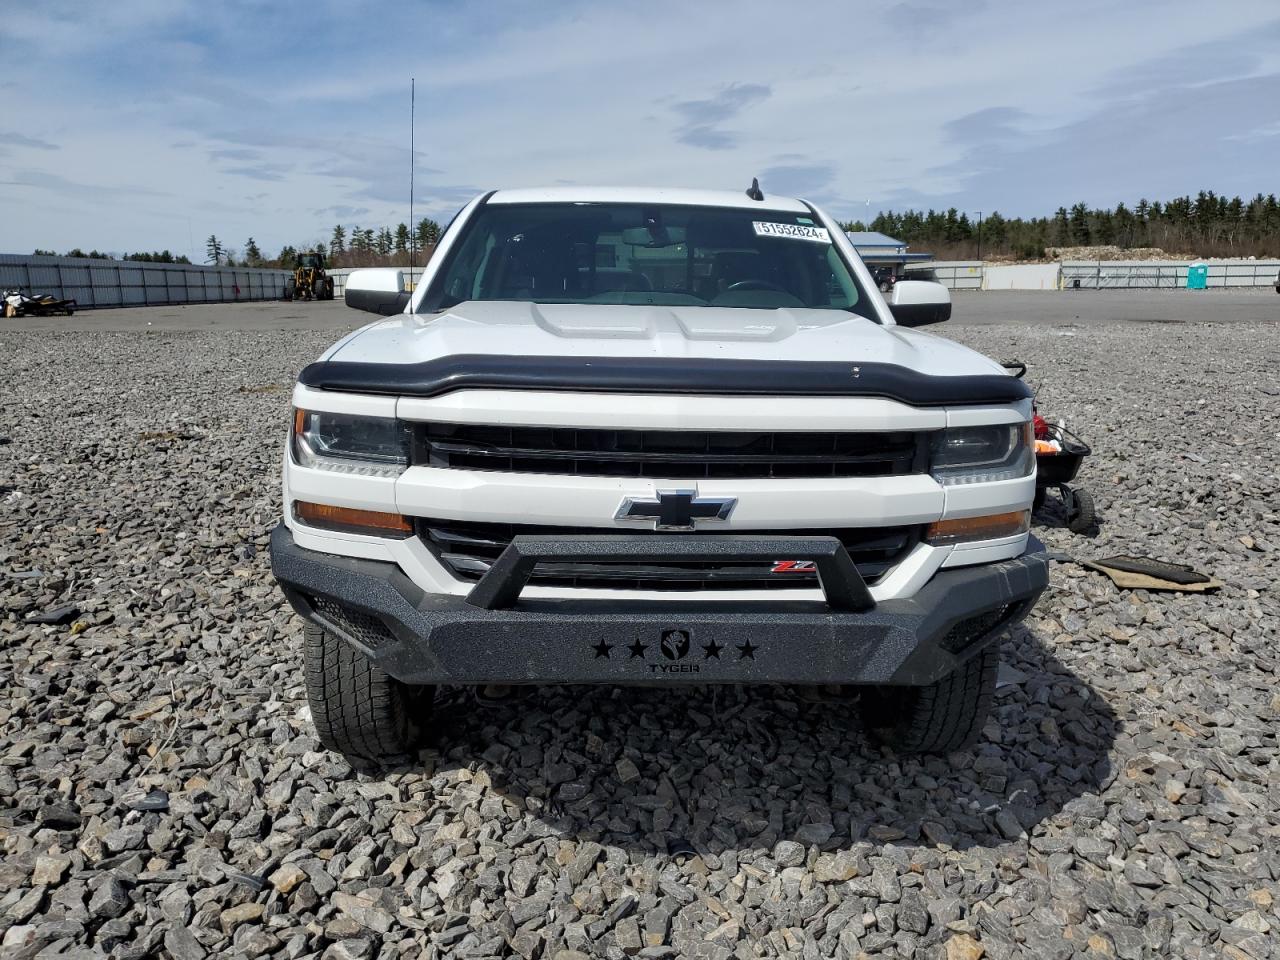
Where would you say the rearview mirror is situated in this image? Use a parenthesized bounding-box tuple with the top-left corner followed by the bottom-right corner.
(620, 226, 688, 247)
(345, 268, 411, 315)
(889, 280, 951, 326)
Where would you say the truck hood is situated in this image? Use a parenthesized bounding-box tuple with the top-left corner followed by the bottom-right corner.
(325, 301, 1006, 378)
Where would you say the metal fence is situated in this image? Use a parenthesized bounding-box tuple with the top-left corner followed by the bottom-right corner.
(1060, 260, 1280, 289)
(906, 258, 1278, 291)
(0, 254, 292, 309)
(901, 261, 985, 290)
(7, 252, 1275, 309)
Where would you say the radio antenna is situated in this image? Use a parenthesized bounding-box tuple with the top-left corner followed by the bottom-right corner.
(409, 77, 415, 273)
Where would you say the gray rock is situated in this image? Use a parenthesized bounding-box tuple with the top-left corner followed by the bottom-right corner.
(565, 842, 603, 885)
(897, 889, 929, 934)
(323, 939, 375, 960)
(102, 824, 146, 854)
(773, 841, 805, 867)
(927, 895, 963, 928)
(37, 803, 82, 830)
(332, 891, 395, 934)
(163, 926, 207, 960)
(87, 877, 129, 920)
(872, 862, 901, 903)
(615, 917, 643, 954)
(794, 823, 834, 845)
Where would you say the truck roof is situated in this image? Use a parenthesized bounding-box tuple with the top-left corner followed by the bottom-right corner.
(487, 186, 811, 212)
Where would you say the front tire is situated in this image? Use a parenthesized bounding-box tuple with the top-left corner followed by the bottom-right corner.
(303, 622, 429, 761)
(858, 646, 998, 753)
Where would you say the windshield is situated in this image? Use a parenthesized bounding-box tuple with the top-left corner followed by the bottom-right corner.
(426, 202, 869, 314)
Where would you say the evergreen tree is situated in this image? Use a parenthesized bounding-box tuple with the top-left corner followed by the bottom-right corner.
(394, 223, 409, 253)
(205, 235, 224, 265)
(244, 237, 263, 266)
(330, 225, 346, 255)
(983, 211, 1008, 248)
(415, 217, 441, 250)
(1068, 204, 1091, 244)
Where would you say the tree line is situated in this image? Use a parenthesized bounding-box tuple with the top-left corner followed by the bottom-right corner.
(33, 248, 193, 263)
(30, 217, 445, 269)
(35, 192, 1280, 266)
(840, 191, 1280, 260)
(208, 218, 444, 269)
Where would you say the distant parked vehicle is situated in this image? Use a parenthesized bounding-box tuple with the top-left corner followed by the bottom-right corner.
(284, 252, 336, 301)
(1274, 268, 1279, 293)
(3, 289, 76, 317)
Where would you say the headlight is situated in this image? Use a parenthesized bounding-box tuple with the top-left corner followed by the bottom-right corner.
(930, 423, 1033, 485)
(292, 409, 410, 477)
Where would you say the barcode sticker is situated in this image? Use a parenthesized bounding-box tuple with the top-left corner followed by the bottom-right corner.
(752, 221, 831, 243)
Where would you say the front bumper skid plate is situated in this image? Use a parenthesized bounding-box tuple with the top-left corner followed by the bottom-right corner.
(271, 524, 1047, 686)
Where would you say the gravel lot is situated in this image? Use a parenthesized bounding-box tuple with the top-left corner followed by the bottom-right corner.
(2, 292, 1278, 960)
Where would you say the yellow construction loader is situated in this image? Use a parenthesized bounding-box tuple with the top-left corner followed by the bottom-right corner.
(283, 252, 335, 301)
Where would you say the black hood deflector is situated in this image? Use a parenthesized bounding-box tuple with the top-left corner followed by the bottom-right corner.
(297, 354, 1032, 407)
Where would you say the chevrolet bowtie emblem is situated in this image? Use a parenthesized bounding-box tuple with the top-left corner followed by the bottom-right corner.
(615, 490, 737, 532)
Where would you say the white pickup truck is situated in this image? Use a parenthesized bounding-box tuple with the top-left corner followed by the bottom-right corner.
(271, 186, 1047, 761)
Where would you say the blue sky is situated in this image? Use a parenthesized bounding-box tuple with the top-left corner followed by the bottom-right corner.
(2, 0, 1279, 259)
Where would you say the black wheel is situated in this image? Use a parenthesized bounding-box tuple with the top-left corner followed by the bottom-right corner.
(857, 646, 998, 753)
(303, 622, 430, 761)
(1066, 488, 1097, 534)
(1032, 487, 1046, 512)
(283, 278, 296, 301)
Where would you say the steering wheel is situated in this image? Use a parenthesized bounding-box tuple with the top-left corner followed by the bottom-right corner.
(725, 279, 787, 293)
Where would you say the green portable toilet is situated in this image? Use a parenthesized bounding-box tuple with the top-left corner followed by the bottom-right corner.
(1187, 263, 1208, 289)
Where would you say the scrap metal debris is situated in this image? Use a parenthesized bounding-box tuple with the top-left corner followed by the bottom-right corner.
(1081, 555, 1223, 593)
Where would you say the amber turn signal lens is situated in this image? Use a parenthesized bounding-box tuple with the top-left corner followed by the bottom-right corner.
(926, 510, 1030, 545)
(293, 500, 412, 536)
(293, 407, 306, 435)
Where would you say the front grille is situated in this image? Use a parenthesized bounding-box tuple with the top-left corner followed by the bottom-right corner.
(414, 423, 925, 479)
(418, 518, 919, 591)
(311, 597, 395, 650)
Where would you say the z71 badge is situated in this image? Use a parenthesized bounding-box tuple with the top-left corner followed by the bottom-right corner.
(771, 560, 817, 573)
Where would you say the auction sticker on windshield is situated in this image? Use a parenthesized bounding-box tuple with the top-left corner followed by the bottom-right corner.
(752, 221, 831, 243)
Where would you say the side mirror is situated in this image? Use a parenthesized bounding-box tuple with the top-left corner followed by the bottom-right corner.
(345, 268, 411, 315)
(889, 280, 951, 326)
